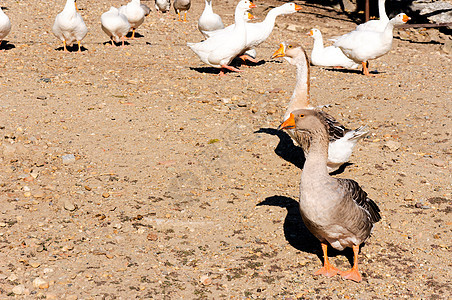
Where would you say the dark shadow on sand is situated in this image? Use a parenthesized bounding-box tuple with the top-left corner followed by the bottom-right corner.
(255, 127, 306, 170)
(102, 40, 130, 47)
(55, 44, 88, 52)
(257, 195, 356, 265)
(0, 40, 15, 51)
(126, 32, 144, 39)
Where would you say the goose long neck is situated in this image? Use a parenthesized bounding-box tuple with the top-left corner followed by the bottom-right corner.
(64, 0, 76, 13)
(233, 6, 247, 30)
(292, 61, 310, 105)
(205, 0, 213, 13)
(383, 19, 397, 36)
(378, 0, 389, 22)
(313, 34, 324, 50)
(302, 127, 330, 177)
(285, 53, 311, 120)
(260, 6, 284, 32)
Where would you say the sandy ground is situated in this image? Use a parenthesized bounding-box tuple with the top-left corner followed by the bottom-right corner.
(0, 0, 451, 299)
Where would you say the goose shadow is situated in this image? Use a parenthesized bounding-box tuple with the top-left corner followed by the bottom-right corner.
(254, 127, 305, 169)
(231, 56, 266, 68)
(126, 31, 144, 39)
(323, 67, 385, 75)
(189, 66, 246, 76)
(55, 45, 88, 52)
(189, 55, 267, 75)
(0, 40, 15, 51)
(257, 195, 355, 266)
(323, 67, 363, 75)
(257, 195, 320, 257)
(102, 40, 131, 47)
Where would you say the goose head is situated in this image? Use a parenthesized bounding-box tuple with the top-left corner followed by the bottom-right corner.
(391, 13, 410, 25)
(278, 3, 302, 14)
(237, 0, 257, 11)
(308, 28, 321, 39)
(278, 109, 325, 135)
(271, 42, 307, 66)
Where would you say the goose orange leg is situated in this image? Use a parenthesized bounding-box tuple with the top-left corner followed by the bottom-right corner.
(219, 64, 243, 76)
(239, 54, 258, 63)
(77, 41, 82, 53)
(362, 61, 375, 76)
(314, 243, 340, 278)
(340, 244, 362, 282)
(63, 40, 68, 52)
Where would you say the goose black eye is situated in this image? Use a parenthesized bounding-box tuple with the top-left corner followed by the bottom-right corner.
(288, 45, 292, 48)
(299, 114, 305, 118)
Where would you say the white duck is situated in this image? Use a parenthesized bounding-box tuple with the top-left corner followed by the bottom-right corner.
(272, 42, 368, 173)
(52, 0, 88, 52)
(119, 0, 146, 39)
(333, 13, 410, 76)
(101, 7, 131, 47)
(198, 0, 224, 38)
(308, 28, 359, 69)
(155, 0, 171, 13)
(278, 109, 381, 282)
(174, 0, 191, 22)
(355, 0, 389, 32)
(0, 6, 11, 47)
(187, 0, 256, 76)
(240, 2, 302, 62)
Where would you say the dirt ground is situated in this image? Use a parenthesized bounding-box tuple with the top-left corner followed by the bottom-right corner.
(0, 0, 451, 299)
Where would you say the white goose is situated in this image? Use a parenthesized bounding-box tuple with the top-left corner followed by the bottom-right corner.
(119, 0, 146, 39)
(204, 3, 301, 63)
(187, 0, 256, 76)
(272, 42, 368, 173)
(198, 0, 224, 38)
(355, 0, 389, 32)
(308, 28, 359, 69)
(0, 6, 11, 47)
(155, 0, 171, 13)
(202, 12, 256, 60)
(101, 7, 131, 47)
(52, 0, 88, 52)
(334, 13, 410, 76)
(240, 2, 301, 62)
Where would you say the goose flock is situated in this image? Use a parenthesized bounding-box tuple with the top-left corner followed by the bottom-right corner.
(1, 0, 412, 283)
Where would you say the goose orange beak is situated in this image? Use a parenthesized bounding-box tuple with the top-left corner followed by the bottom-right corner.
(271, 43, 285, 59)
(308, 29, 313, 36)
(249, 2, 257, 9)
(247, 12, 255, 20)
(402, 14, 410, 23)
(295, 4, 302, 11)
(278, 113, 295, 130)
